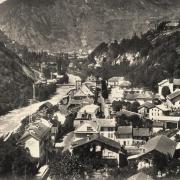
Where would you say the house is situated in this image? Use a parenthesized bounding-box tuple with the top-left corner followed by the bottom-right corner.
(149, 104, 171, 120)
(136, 92, 153, 105)
(133, 128, 151, 141)
(74, 121, 99, 140)
(74, 104, 100, 127)
(138, 102, 155, 117)
(39, 102, 54, 114)
(115, 126, 133, 146)
(167, 90, 180, 109)
(97, 118, 116, 140)
(68, 83, 94, 107)
(72, 134, 126, 167)
(108, 76, 131, 88)
(128, 172, 154, 180)
(128, 135, 176, 163)
(18, 120, 52, 163)
(142, 135, 176, 158)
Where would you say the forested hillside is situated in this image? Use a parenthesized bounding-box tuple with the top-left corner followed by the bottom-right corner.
(72, 21, 180, 91)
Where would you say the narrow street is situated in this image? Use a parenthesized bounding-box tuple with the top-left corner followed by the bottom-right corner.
(0, 86, 74, 138)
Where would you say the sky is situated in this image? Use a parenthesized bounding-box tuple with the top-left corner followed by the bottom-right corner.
(0, 0, 7, 4)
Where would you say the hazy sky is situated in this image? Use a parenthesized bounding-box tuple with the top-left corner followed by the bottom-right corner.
(0, 0, 6, 4)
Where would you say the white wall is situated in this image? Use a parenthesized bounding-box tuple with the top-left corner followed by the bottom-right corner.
(25, 137, 40, 158)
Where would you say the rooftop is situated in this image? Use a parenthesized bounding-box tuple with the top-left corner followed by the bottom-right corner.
(144, 135, 176, 157)
(155, 104, 171, 111)
(19, 119, 51, 141)
(139, 102, 155, 109)
(72, 134, 122, 153)
(95, 118, 116, 128)
(116, 126, 132, 135)
(79, 104, 100, 114)
(108, 76, 124, 82)
(167, 90, 180, 100)
(133, 128, 150, 137)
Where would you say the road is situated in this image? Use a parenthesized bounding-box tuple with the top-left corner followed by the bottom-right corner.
(0, 86, 74, 138)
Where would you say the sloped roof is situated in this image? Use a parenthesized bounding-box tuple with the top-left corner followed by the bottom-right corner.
(136, 93, 153, 100)
(96, 118, 116, 128)
(167, 90, 180, 100)
(116, 109, 142, 118)
(116, 126, 132, 135)
(128, 172, 154, 180)
(19, 120, 51, 141)
(139, 102, 155, 109)
(144, 135, 176, 157)
(74, 84, 94, 97)
(39, 102, 53, 110)
(133, 128, 150, 137)
(155, 104, 171, 112)
(173, 79, 180, 86)
(74, 121, 100, 133)
(125, 94, 138, 100)
(72, 134, 122, 153)
(79, 104, 100, 114)
(108, 76, 124, 82)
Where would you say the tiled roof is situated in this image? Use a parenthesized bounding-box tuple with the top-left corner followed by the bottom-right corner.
(128, 172, 154, 180)
(74, 121, 100, 133)
(108, 76, 124, 82)
(133, 128, 150, 137)
(39, 102, 53, 110)
(167, 90, 180, 100)
(72, 134, 122, 153)
(136, 93, 153, 100)
(79, 104, 100, 114)
(116, 126, 132, 135)
(144, 135, 176, 157)
(125, 94, 138, 100)
(155, 104, 171, 111)
(116, 109, 142, 118)
(19, 120, 51, 141)
(96, 118, 116, 128)
(139, 102, 155, 109)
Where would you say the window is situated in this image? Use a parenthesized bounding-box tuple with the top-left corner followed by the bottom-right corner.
(87, 127, 93, 131)
(111, 133, 113, 139)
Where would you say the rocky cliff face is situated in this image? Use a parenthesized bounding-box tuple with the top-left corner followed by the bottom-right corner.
(0, 0, 180, 52)
(0, 30, 37, 115)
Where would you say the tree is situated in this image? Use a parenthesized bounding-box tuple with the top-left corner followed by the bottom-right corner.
(49, 151, 85, 180)
(101, 79, 108, 99)
(12, 146, 38, 176)
(130, 101, 140, 113)
(162, 86, 171, 99)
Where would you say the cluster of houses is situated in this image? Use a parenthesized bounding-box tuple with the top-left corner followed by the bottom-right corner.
(67, 76, 180, 177)
(18, 102, 64, 166)
(17, 74, 180, 178)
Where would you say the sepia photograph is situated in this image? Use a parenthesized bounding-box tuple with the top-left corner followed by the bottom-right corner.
(1, 0, 180, 179)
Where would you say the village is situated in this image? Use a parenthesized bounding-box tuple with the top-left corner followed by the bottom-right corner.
(5, 69, 180, 180)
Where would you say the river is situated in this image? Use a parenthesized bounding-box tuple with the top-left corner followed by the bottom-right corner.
(0, 85, 74, 138)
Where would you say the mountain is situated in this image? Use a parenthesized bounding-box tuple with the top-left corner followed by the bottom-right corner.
(0, 0, 180, 52)
(69, 21, 180, 91)
(0, 31, 37, 115)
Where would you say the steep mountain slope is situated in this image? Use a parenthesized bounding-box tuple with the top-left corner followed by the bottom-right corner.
(0, 40, 35, 115)
(70, 21, 180, 91)
(0, 0, 180, 52)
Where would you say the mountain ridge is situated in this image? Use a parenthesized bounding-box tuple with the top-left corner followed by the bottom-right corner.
(0, 0, 180, 52)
